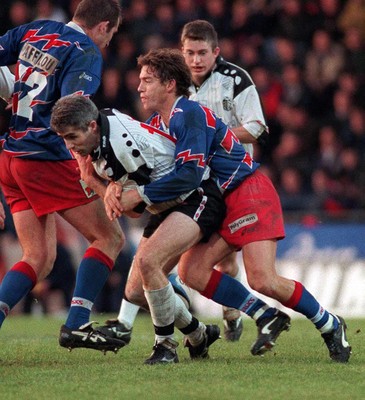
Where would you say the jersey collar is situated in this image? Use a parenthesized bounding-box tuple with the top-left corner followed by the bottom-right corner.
(66, 21, 86, 35)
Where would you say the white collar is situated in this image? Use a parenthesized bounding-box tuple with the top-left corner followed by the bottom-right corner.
(66, 21, 86, 35)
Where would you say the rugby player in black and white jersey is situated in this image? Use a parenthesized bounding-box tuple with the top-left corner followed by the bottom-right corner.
(50, 94, 221, 361)
(180, 19, 269, 341)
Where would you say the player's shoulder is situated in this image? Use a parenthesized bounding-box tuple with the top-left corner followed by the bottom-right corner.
(215, 56, 253, 87)
(173, 97, 203, 119)
(6, 19, 63, 40)
(24, 19, 65, 34)
(176, 96, 201, 112)
(174, 97, 214, 129)
(17, 19, 93, 49)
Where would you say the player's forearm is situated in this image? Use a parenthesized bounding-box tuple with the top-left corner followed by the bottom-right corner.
(231, 126, 258, 144)
(84, 175, 107, 198)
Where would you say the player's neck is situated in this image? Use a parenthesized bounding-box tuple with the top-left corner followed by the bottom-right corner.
(159, 96, 179, 128)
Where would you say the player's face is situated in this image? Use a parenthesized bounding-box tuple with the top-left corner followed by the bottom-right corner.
(138, 66, 170, 114)
(57, 122, 98, 156)
(182, 39, 220, 86)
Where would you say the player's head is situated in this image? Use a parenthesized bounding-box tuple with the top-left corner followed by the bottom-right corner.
(180, 20, 220, 86)
(137, 48, 192, 114)
(73, 0, 122, 49)
(181, 20, 219, 49)
(51, 95, 100, 156)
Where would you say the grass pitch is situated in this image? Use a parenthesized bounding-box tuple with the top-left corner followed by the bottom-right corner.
(0, 313, 364, 400)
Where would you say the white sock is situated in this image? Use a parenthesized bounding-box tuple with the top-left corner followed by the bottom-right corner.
(117, 299, 140, 329)
(185, 322, 206, 347)
(174, 293, 193, 329)
(319, 314, 335, 334)
(144, 282, 175, 342)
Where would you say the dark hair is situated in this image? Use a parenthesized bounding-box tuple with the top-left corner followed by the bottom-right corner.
(137, 48, 192, 97)
(73, 0, 122, 31)
(50, 95, 99, 133)
(181, 20, 218, 49)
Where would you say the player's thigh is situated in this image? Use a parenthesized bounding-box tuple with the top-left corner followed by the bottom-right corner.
(242, 239, 278, 284)
(215, 251, 239, 275)
(12, 210, 57, 276)
(137, 211, 202, 271)
(178, 233, 233, 290)
(59, 198, 124, 257)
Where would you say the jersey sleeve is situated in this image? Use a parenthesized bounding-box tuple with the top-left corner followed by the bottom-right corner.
(234, 84, 268, 139)
(58, 47, 102, 97)
(0, 66, 14, 100)
(0, 25, 28, 66)
(141, 107, 210, 203)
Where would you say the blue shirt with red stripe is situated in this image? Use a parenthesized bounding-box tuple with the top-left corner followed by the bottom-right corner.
(144, 96, 259, 203)
(0, 20, 102, 160)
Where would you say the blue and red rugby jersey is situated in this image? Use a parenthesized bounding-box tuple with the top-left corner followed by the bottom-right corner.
(144, 96, 259, 203)
(0, 20, 102, 160)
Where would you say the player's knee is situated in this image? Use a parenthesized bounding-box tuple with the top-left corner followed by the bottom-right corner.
(134, 252, 157, 278)
(215, 253, 239, 276)
(247, 275, 273, 296)
(27, 248, 57, 280)
(215, 262, 237, 276)
(124, 284, 145, 307)
(100, 224, 125, 258)
(177, 265, 198, 290)
(110, 224, 125, 252)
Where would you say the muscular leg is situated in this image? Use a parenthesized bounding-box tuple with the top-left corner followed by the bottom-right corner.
(58, 198, 124, 329)
(0, 210, 57, 327)
(134, 212, 204, 363)
(179, 234, 279, 323)
(243, 239, 338, 332)
(215, 251, 243, 341)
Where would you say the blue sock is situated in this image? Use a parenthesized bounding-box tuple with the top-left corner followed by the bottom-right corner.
(200, 269, 273, 319)
(283, 281, 337, 332)
(65, 248, 113, 329)
(0, 262, 37, 327)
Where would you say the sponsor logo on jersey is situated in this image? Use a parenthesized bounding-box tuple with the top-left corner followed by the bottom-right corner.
(222, 97, 233, 111)
(19, 43, 58, 74)
(79, 179, 96, 198)
(228, 213, 258, 233)
(79, 72, 92, 81)
(170, 107, 183, 118)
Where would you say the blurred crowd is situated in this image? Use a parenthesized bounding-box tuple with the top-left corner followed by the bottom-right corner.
(1, 0, 365, 218)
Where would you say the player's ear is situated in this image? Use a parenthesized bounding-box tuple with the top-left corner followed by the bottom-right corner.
(98, 21, 109, 34)
(166, 79, 176, 92)
(89, 120, 98, 132)
(213, 47, 220, 57)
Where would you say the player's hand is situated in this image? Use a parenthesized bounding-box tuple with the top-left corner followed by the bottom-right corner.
(74, 153, 95, 185)
(104, 182, 123, 220)
(120, 189, 143, 213)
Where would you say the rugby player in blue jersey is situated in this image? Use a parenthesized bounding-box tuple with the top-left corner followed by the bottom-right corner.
(0, 0, 126, 353)
(109, 48, 351, 364)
